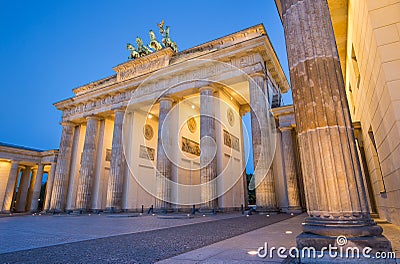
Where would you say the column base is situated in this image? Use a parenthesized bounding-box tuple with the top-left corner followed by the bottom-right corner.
(49, 209, 64, 214)
(104, 207, 122, 213)
(198, 208, 217, 214)
(256, 206, 279, 214)
(302, 217, 384, 237)
(287, 206, 303, 214)
(153, 207, 175, 214)
(296, 232, 394, 263)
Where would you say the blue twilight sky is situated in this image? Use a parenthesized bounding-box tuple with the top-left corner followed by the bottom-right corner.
(0, 1, 292, 173)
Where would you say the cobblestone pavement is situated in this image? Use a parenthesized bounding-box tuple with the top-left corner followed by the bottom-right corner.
(0, 213, 293, 263)
(0, 213, 238, 254)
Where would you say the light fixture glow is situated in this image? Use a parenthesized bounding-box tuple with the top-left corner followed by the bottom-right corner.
(285, 231, 293, 234)
(247, 250, 258, 255)
(230, 96, 233, 100)
(148, 114, 152, 119)
(191, 105, 195, 109)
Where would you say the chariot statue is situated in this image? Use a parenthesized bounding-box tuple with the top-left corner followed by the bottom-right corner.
(126, 20, 177, 60)
(136, 36, 153, 56)
(148, 30, 163, 51)
(126, 43, 140, 60)
(157, 20, 178, 53)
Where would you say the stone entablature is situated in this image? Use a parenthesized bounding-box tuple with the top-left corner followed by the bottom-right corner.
(271, 105, 296, 128)
(113, 48, 175, 83)
(72, 76, 117, 96)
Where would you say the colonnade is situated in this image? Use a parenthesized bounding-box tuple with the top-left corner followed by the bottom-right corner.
(1, 161, 56, 213)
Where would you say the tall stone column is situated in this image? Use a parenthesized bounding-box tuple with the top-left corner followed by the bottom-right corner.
(155, 97, 173, 213)
(44, 162, 56, 211)
(239, 107, 249, 208)
(26, 167, 38, 211)
(1, 161, 20, 212)
(249, 72, 277, 212)
(106, 109, 126, 212)
(76, 116, 100, 212)
(50, 122, 75, 212)
(278, 0, 390, 253)
(29, 164, 45, 212)
(280, 126, 301, 213)
(199, 86, 218, 212)
(15, 166, 31, 212)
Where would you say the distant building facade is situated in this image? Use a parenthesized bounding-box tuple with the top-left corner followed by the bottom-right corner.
(0, 142, 57, 213)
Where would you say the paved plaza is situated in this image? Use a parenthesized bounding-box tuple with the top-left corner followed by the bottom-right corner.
(0, 213, 399, 263)
(0, 213, 292, 263)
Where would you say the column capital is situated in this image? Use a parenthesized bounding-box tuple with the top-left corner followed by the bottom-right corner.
(85, 115, 100, 121)
(112, 107, 126, 113)
(199, 85, 215, 93)
(60, 121, 75, 127)
(279, 125, 295, 132)
(157, 96, 174, 104)
(249, 71, 266, 79)
(239, 105, 250, 116)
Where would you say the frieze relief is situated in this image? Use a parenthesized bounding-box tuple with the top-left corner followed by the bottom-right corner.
(61, 54, 263, 121)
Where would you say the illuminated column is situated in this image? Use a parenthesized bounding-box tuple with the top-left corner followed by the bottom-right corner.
(278, 0, 391, 253)
(50, 122, 75, 212)
(199, 85, 218, 212)
(122, 111, 134, 211)
(26, 167, 38, 211)
(279, 126, 301, 213)
(106, 108, 126, 212)
(249, 72, 277, 212)
(1, 161, 20, 212)
(44, 162, 56, 211)
(239, 107, 249, 208)
(76, 116, 100, 212)
(29, 164, 45, 212)
(15, 166, 31, 212)
(155, 97, 173, 212)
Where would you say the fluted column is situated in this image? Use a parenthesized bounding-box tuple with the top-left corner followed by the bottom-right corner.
(155, 97, 173, 212)
(249, 72, 277, 212)
(44, 162, 56, 211)
(76, 116, 100, 211)
(50, 122, 75, 212)
(26, 168, 38, 211)
(239, 107, 249, 208)
(279, 0, 388, 246)
(15, 166, 31, 212)
(106, 109, 125, 212)
(29, 164, 45, 212)
(280, 127, 301, 213)
(199, 86, 217, 212)
(1, 161, 20, 212)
